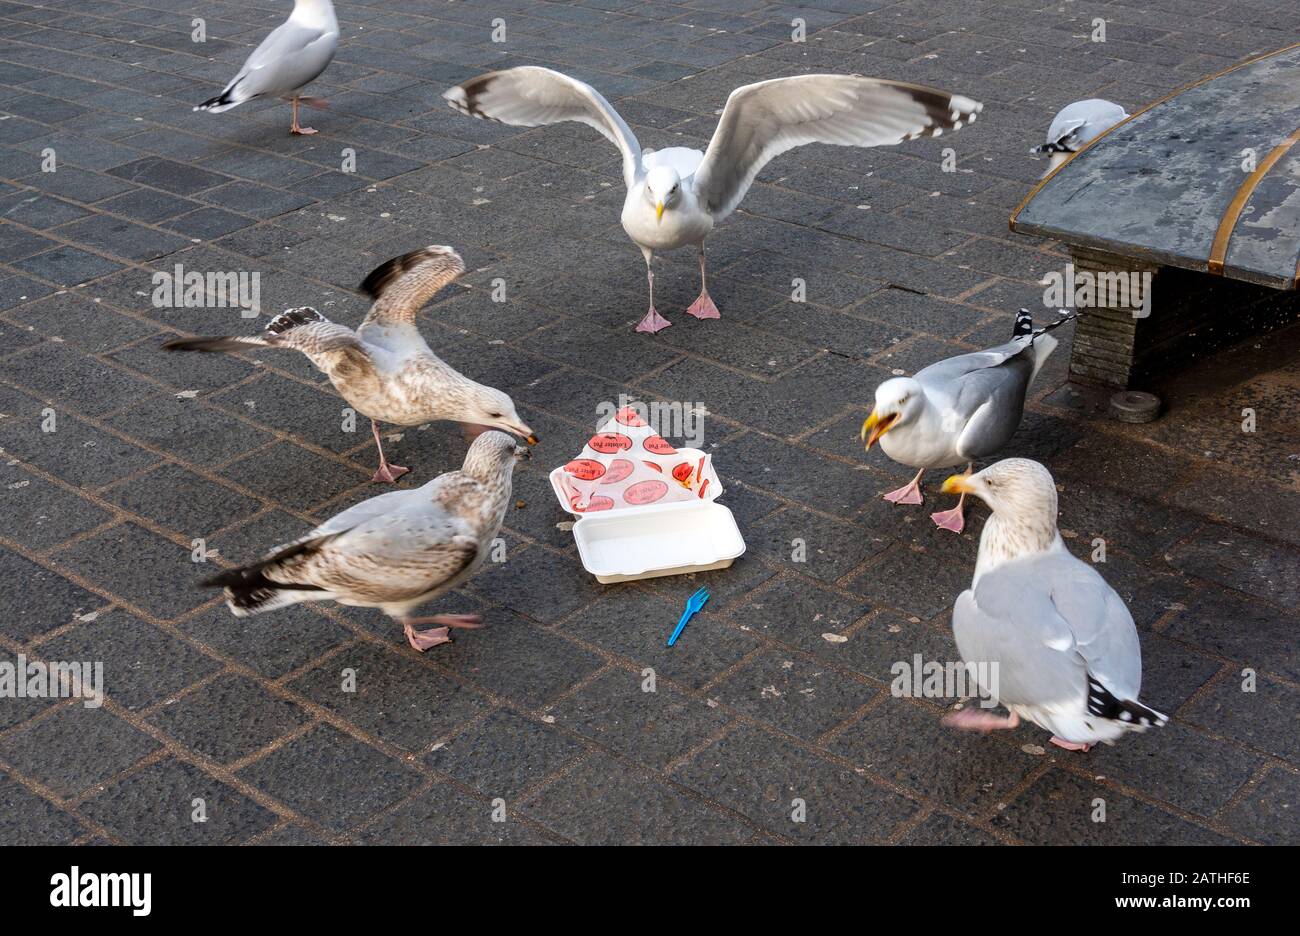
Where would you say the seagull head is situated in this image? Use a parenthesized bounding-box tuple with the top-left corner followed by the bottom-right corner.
(862, 377, 923, 450)
(468, 385, 538, 446)
(942, 458, 1059, 527)
(644, 166, 682, 223)
(463, 430, 530, 481)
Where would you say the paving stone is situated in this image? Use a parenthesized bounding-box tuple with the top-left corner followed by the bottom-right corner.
(218, 442, 365, 511)
(177, 602, 350, 679)
(551, 666, 730, 769)
(1167, 529, 1300, 607)
(1220, 767, 1300, 846)
(38, 611, 222, 711)
(81, 757, 278, 845)
(991, 769, 1236, 845)
(1181, 674, 1300, 763)
(673, 724, 919, 844)
(898, 811, 1001, 845)
(522, 752, 752, 845)
(13, 246, 124, 286)
(0, 460, 110, 550)
(1165, 587, 1299, 682)
(101, 463, 261, 537)
(710, 649, 877, 740)
(6, 291, 158, 353)
(290, 641, 491, 753)
(426, 708, 588, 798)
(0, 774, 85, 844)
(0, 705, 159, 797)
(147, 674, 312, 765)
(103, 393, 273, 464)
(0, 342, 156, 416)
(236, 724, 423, 834)
(469, 544, 606, 624)
(0, 546, 108, 641)
(357, 783, 557, 845)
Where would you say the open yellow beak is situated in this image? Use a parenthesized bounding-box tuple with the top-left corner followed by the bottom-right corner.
(941, 473, 973, 495)
(860, 410, 897, 450)
(526, 433, 540, 446)
(655, 201, 664, 223)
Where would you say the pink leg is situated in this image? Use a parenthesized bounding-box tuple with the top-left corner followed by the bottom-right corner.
(1050, 736, 1092, 752)
(370, 420, 409, 484)
(402, 613, 483, 652)
(685, 245, 720, 320)
(635, 260, 671, 334)
(290, 96, 317, 135)
(931, 493, 967, 532)
(942, 707, 1020, 733)
(883, 468, 925, 505)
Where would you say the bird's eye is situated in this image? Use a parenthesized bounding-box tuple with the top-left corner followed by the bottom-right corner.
(671, 183, 678, 192)
(489, 412, 502, 419)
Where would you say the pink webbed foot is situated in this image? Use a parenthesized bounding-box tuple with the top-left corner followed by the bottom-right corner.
(685, 291, 720, 320)
(930, 503, 966, 533)
(402, 614, 483, 652)
(371, 462, 410, 484)
(291, 125, 318, 136)
(942, 708, 1020, 733)
(883, 479, 924, 505)
(1050, 735, 1092, 752)
(635, 307, 672, 334)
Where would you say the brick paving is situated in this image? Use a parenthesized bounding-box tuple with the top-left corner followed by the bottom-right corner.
(1, 0, 1298, 845)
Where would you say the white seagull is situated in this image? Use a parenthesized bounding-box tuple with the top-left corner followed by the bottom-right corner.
(202, 431, 528, 652)
(444, 66, 982, 334)
(862, 309, 1068, 533)
(939, 459, 1167, 751)
(163, 246, 537, 483)
(194, 0, 339, 135)
(1031, 99, 1128, 177)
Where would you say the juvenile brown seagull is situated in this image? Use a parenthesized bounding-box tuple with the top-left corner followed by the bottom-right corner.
(202, 431, 528, 652)
(163, 246, 536, 482)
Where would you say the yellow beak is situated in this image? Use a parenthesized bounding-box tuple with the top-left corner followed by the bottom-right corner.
(655, 201, 664, 223)
(860, 409, 896, 450)
(941, 473, 973, 495)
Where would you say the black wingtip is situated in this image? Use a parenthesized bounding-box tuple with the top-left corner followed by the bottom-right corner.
(359, 246, 464, 300)
(1013, 308, 1033, 337)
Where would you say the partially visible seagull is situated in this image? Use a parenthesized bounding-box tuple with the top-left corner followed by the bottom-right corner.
(862, 309, 1069, 533)
(162, 246, 537, 483)
(939, 458, 1167, 751)
(1031, 99, 1128, 177)
(194, 0, 339, 135)
(202, 431, 528, 652)
(444, 67, 982, 334)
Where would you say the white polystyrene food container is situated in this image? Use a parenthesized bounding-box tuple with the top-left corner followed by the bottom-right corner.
(548, 455, 746, 583)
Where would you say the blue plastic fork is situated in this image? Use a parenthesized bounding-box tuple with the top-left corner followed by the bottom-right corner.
(668, 587, 710, 647)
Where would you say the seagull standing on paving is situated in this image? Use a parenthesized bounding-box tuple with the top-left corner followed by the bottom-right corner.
(1031, 99, 1129, 177)
(202, 431, 528, 652)
(939, 458, 1167, 750)
(443, 66, 982, 334)
(162, 246, 537, 483)
(194, 0, 339, 135)
(862, 309, 1066, 532)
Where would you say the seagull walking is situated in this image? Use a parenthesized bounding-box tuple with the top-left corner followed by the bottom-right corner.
(1031, 99, 1128, 177)
(194, 0, 339, 135)
(201, 432, 528, 652)
(444, 67, 982, 334)
(163, 246, 536, 483)
(939, 459, 1167, 751)
(862, 309, 1067, 533)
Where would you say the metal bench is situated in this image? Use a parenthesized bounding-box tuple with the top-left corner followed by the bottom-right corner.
(1011, 42, 1300, 388)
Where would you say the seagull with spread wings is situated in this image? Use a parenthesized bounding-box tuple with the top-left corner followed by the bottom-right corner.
(444, 67, 982, 334)
(202, 431, 528, 652)
(194, 0, 339, 135)
(162, 246, 536, 483)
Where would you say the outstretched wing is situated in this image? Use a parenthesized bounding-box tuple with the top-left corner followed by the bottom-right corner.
(443, 66, 642, 189)
(358, 245, 466, 330)
(693, 75, 982, 220)
(162, 307, 371, 379)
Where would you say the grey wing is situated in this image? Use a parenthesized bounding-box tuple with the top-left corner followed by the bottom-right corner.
(443, 67, 642, 189)
(949, 356, 1033, 458)
(222, 21, 336, 103)
(693, 75, 981, 220)
(357, 246, 466, 330)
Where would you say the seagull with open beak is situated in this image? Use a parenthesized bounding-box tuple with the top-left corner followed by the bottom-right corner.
(861, 309, 1063, 532)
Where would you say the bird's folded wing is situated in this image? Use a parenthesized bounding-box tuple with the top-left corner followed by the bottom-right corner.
(444, 67, 642, 189)
(359, 246, 465, 328)
(948, 358, 1034, 457)
(693, 75, 981, 220)
(966, 554, 1141, 703)
(1042, 117, 1089, 149)
(274, 509, 480, 602)
(232, 22, 333, 98)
